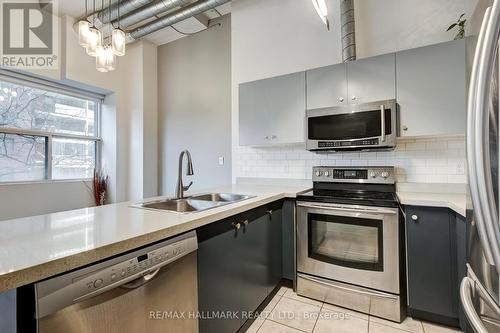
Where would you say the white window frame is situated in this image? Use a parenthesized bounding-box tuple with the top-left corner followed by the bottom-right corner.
(0, 70, 104, 184)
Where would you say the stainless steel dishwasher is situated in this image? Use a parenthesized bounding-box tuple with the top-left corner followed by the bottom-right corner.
(34, 231, 198, 333)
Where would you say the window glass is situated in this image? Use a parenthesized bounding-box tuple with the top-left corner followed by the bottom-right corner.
(52, 138, 96, 180)
(0, 133, 46, 182)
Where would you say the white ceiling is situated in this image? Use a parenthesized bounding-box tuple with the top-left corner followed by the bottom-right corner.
(57, 0, 231, 45)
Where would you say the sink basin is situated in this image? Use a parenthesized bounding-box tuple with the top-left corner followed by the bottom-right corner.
(190, 193, 254, 203)
(133, 193, 255, 214)
(139, 198, 222, 213)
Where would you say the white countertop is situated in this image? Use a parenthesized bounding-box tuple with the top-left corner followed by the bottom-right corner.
(396, 183, 466, 217)
(0, 183, 310, 292)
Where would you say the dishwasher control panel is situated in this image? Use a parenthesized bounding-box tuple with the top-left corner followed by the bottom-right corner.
(72, 236, 197, 300)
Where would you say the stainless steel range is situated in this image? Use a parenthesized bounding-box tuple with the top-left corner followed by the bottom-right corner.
(296, 166, 405, 322)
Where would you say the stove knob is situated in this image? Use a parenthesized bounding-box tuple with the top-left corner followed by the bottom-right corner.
(324, 171, 330, 177)
(315, 170, 323, 177)
(369, 171, 378, 178)
(381, 171, 390, 179)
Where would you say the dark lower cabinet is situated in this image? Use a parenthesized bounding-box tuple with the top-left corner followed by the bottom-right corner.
(406, 205, 466, 328)
(197, 201, 283, 333)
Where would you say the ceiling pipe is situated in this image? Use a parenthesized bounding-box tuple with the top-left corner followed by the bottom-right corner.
(96, 0, 153, 24)
(127, 0, 230, 41)
(340, 0, 356, 62)
(118, 0, 191, 28)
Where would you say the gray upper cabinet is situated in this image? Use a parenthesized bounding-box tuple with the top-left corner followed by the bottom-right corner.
(347, 53, 396, 104)
(396, 39, 466, 137)
(306, 63, 347, 109)
(239, 72, 306, 146)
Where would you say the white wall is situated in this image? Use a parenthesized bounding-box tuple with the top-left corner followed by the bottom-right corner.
(158, 15, 232, 196)
(231, 0, 470, 184)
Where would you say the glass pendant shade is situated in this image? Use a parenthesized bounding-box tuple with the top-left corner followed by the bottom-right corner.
(78, 20, 91, 47)
(95, 46, 108, 72)
(86, 28, 102, 56)
(105, 47, 116, 71)
(111, 29, 126, 56)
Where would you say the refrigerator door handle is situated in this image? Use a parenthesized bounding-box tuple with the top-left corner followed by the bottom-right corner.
(460, 277, 489, 333)
(475, 0, 500, 271)
(467, 5, 496, 266)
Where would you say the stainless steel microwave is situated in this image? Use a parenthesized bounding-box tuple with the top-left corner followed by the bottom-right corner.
(306, 100, 397, 151)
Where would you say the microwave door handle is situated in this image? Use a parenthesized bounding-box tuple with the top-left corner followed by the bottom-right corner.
(474, 0, 500, 271)
(380, 104, 386, 142)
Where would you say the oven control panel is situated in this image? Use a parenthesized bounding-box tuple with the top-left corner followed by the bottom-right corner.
(313, 166, 395, 184)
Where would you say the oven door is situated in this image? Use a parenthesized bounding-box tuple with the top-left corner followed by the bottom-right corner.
(297, 201, 400, 294)
(306, 100, 397, 151)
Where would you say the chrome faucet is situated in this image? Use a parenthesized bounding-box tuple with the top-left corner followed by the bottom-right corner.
(176, 150, 194, 199)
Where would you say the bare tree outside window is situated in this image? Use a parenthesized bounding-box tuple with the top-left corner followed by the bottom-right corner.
(0, 80, 100, 182)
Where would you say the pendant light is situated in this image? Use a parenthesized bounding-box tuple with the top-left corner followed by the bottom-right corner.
(111, 0, 126, 56)
(312, 0, 330, 30)
(78, 1, 91, 47)
(105, 47, 117, 71)
(86, 0, 101, 56)
(86, 27, 102, 56)
(96, 45, 108, 72)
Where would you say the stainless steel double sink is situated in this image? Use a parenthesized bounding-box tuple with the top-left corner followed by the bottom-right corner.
(133, 193, 255, 213)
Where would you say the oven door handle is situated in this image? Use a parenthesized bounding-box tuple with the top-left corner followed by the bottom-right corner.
(380, 104, 386, 142)
(299, 274, 399, 300)
(297, 202, 397, 215)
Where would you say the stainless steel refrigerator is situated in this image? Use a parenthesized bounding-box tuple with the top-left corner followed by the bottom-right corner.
(462, 0, 500, 331)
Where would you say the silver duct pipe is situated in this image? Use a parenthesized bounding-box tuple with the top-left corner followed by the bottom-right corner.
(340, 0, 356, 62)
(128, 0, 230, 41)
(97, 0, 152, 24)
(118, 0, 191, 28)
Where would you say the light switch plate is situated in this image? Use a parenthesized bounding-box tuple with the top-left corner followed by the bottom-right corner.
(218, 157, 224, 165)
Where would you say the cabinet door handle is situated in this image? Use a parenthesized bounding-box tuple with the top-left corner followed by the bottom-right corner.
(402, 125, 408, 131)
(266, 210, 273, 216)
(351, 96, 357, 101)
(242, 219, 249, 226)
(338, 97, 344, 102)
(232, 222, 241, 230)
(411, 215, 418, 222)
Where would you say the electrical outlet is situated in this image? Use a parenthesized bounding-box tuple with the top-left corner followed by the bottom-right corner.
(456, 161, 465, 175)
(218, 157, 224, 165)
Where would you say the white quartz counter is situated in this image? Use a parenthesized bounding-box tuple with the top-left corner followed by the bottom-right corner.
(396, 183, 466, 217)
(0, 183, 310, 292)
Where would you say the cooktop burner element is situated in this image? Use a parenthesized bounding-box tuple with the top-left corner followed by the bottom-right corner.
(297, 166, 398, 207)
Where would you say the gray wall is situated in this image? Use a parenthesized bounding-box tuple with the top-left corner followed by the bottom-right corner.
(158, 15, 232, 196)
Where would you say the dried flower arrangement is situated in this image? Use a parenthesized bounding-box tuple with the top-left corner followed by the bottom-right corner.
(91, 169, 109, 206)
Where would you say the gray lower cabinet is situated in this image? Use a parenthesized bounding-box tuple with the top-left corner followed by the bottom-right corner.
(197, 202, 283, 333)
(239, 72, 305, 146)
(346, 53, 396, 104)
(406, 205, 466, 328)
(396, 39, 466, 136)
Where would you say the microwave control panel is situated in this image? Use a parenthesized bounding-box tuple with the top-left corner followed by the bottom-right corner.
(317, 138, 379, 149)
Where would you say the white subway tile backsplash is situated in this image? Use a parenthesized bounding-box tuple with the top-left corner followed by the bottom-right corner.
(235, 136, 466, 184)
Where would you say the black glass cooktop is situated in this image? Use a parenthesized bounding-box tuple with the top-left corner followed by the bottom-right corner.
(297, 187, 399, 208)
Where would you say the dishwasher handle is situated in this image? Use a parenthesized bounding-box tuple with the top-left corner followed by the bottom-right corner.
(120, 268, 161, 289)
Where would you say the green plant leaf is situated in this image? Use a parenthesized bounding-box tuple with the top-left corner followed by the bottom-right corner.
(459, 13, 465, 19)
(447, 23, 457, 31)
